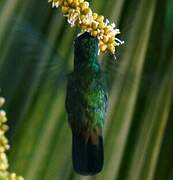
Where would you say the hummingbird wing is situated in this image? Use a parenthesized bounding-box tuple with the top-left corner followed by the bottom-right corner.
(65, 72, 77, 127)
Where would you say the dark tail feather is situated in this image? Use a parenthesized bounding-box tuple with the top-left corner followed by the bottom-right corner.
(72, 131, 104, 175)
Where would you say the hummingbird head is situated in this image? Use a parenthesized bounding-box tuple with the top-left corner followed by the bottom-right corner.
(74, 32, 99, 67)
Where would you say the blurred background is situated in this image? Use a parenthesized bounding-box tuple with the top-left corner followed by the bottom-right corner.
(0, 0, 173, 180)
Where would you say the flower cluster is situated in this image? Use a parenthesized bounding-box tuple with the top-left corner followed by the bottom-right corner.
(48, 0, 124, 54)
(0, 97, 24, 180)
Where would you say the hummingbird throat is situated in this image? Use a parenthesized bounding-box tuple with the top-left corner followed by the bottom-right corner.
(74, 32, 100, 71)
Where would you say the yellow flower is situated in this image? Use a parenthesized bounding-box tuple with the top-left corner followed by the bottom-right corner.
(48, 0, 124, 55)
(0, 97, 24, 180)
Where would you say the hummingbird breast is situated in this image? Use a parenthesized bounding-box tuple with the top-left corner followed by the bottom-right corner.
(65, 69, 108, 133)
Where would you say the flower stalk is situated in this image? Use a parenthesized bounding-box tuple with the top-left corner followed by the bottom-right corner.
(48, 0, 124, 55)
(0, 97, 24, 180)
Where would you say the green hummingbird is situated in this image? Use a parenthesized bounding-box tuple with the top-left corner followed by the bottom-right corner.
(65, 32, 108, 175)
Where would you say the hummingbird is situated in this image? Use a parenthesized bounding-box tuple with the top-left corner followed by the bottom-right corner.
(65, 32, 108, 175)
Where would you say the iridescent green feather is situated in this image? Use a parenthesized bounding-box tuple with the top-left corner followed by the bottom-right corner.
(65, 32, 108, 175)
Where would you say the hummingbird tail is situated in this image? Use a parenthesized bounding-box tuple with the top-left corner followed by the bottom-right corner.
(72, 130, 103, 175)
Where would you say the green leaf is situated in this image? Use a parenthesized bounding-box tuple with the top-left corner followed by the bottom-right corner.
(0, 0, 172, 179)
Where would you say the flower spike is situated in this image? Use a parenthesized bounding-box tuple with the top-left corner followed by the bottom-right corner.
(48, 0, 124, 55)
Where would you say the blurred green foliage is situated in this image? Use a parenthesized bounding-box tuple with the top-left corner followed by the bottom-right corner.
(0, 0, 173, 180)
